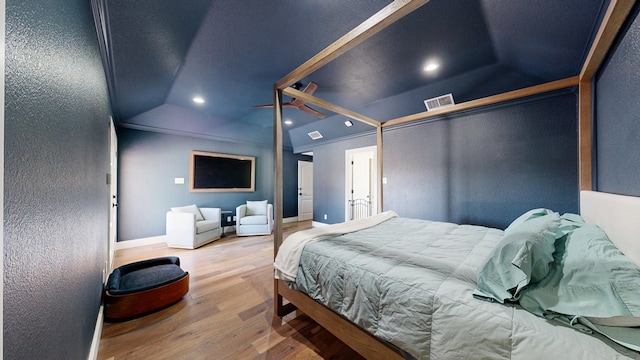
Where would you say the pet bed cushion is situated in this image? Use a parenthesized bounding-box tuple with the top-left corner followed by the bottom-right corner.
(104, 256, 189, 320)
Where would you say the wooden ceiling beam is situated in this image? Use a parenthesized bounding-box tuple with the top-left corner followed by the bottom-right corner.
(580, 0, 637, 81)
(276, 0, 430, 90)
(382, 76, 579, 127)
(578, 0, 636, 191)
(283, 87, 380, 127)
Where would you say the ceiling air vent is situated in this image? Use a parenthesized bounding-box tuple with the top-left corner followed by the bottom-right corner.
(308, 130, 323, 140)
(424, 93, 455, 111)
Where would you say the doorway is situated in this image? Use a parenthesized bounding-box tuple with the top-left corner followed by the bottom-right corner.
(297, 160, 313, 221)
(345, 146, 378, 221)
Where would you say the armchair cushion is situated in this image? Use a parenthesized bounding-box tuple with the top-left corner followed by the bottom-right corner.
(196, 220, 219, 234)
(240, 215, 268, 225)
(246, 200, 268, 215)
(171, 204, 204, 221)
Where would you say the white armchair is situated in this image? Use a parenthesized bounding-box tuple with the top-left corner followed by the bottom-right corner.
(166, 205, 222, 249)
(236, 200, 273, 236)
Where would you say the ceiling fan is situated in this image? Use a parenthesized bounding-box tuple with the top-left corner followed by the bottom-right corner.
(253, 82, 326, 119)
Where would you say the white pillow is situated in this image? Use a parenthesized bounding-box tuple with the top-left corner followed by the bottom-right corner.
(246, 200, 267, 216)
(171, 204, 204, 221)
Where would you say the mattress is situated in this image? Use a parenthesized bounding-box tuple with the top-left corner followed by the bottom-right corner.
(284, 217, 637, 359)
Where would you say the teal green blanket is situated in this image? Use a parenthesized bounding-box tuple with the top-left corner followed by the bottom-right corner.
(288, 217, 638, 359)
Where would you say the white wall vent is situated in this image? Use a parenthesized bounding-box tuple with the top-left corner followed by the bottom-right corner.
(424, 93, 455, 111)
(308, 130, 323, 140)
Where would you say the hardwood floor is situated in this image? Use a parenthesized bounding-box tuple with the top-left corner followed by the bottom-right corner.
(98, 221, 365, 360)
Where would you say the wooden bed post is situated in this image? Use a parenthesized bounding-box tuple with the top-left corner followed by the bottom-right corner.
(577, 0, 638, 191)
(578, 80, 593, 191)
(377, 126, 384, 213)
(273, 84, 287, 317)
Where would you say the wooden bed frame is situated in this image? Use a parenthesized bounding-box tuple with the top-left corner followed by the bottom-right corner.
(271, 1, 638, 358)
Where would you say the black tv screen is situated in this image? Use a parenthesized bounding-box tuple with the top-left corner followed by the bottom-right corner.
(190, 151, 255, 192)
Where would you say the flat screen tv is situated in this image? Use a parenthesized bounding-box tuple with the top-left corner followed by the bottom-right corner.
(189, 151, 255, 192)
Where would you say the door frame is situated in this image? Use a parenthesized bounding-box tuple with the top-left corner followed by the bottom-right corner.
(344, 146, 378, 221)
(107, 117, 117, 272)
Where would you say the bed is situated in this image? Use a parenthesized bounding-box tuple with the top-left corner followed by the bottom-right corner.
(273, 191, 640, 359)
(269, 1, 639, 359)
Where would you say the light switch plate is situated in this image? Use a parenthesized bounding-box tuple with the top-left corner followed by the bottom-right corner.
(174, 177, 185, 184)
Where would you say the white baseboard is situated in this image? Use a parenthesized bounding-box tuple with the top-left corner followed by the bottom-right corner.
(115, 235, 166, 250)
(88, 305, 104, 360)
(312, 220, 329, 227)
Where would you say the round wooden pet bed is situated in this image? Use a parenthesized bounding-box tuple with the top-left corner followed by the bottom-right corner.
(104, 256, 189, 320)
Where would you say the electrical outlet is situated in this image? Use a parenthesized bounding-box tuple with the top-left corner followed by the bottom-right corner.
(324, 214, 328, 220)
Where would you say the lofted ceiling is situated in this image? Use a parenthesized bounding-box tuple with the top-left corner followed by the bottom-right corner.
(102, 0, 609, 150)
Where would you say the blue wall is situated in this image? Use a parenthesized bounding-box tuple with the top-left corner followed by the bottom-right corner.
(595, 4, 640, 196)
(4, 0, 111, 358)
(118, 128, 309, 240)
(311, 91, 579, 229)
(384, 91, 579, 229)
(309, 134, 377, 223)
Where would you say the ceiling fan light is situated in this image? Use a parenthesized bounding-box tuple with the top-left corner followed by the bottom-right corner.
(192, 96, 205, 104)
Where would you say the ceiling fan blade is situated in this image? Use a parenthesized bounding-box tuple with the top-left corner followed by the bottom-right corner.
(298, 104, 326, 119)
(289, 98, 304, 107)
(252, 102, 295, 108)
(302, 82, 319, 95)
(254, 82, 320, 116)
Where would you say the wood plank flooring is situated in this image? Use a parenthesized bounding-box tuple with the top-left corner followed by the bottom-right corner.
(98, 221, 365, 360)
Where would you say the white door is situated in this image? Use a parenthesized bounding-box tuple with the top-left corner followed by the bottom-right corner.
(345, 146, 378, 221)
(108, 118, 118, 271)
(298, 160, 313, 221)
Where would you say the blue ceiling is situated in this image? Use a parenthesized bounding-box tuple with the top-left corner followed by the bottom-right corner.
(102, 0, 608, 150)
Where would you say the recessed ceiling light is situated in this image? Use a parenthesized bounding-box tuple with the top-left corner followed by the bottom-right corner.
(344, 120, 353, 127)
(192, 96, 205, 104)
(423, 63, 439, 72)
(284, 120, 293, 125)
